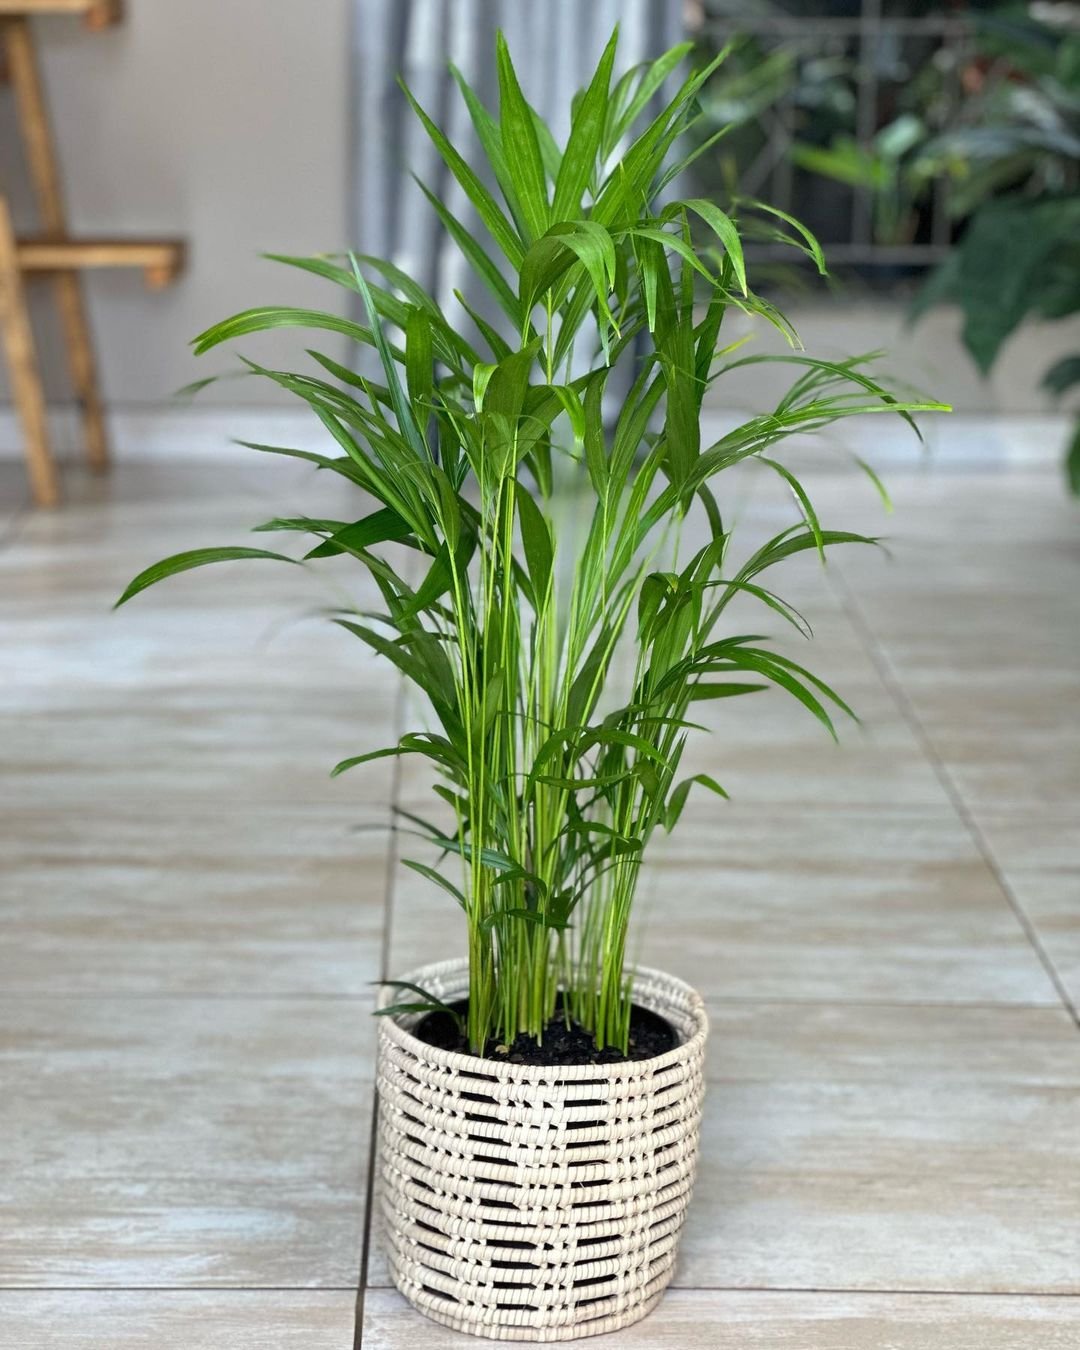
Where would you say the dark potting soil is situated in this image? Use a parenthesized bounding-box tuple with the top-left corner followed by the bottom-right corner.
(414, 998, 677, 1066)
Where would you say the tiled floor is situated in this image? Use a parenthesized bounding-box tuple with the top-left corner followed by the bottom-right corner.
(1, 434, 1078, 1348)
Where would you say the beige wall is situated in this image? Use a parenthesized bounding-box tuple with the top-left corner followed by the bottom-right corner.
(0, 0, 351, 409)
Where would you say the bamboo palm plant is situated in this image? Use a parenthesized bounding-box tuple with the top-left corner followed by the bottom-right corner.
(119, 32, 946, 1055)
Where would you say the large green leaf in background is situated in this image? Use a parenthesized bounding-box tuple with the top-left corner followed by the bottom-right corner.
(948, 198, 1080, 374)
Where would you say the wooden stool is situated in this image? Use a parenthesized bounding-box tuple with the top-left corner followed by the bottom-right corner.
(0, 3, 185, 506)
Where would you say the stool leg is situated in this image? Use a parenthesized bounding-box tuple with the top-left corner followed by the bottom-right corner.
(3, 15, 109, 473)
(53, 272, 109, 470)
(0, 196, 60, 508)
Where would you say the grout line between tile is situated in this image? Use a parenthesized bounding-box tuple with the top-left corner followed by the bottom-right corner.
(359, 1279, 1080, 1299)
(702, 996, 1065, 1012)
(0, 1286, 367, 1293)
(674, 1285, 1080, 1299)
(831, 567, 1080, 1030)
(354, 667, 408, 1349)
(0, 993, 1064, 1011)
(2, 1283, 1078, 1297)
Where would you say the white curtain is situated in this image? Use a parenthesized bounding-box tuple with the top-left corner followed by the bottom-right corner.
(352, 0, 687, 320)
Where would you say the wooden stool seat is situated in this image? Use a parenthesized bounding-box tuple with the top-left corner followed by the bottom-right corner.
(16, 237, 187, 289)
(0, 1, 121, 30)
(0, 4, 185, 506)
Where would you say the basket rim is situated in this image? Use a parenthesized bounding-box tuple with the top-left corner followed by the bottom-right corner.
(377, 958, 708, 1083)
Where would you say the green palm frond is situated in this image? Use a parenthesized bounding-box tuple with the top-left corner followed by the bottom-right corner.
(119, 29, 948, 1053)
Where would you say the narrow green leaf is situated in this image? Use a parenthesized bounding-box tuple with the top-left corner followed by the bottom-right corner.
(1043, 355, 1080, 398)
(742, 199, 827, 274)
(350, 256, 428, 462)
(672, 199, 747, 294)
(665, 772, 728, 832)
(605, 41, 695, 150)
(553, 29, 617, 218)
(405, 307, 433, 408)
(530, 107, 563, 186)
(373, 1001, 453, 1021)
(582, 371, 609, 494)
(401, 859, 467, 910)
(251, 517, 344, 536)
(1066, 421, 1080, 495)
(758, 456, 824, 559)
(191, 307, 375, 356)
(515, 482, 553, 605)
(306, 506, 415, 559)
(330, 745, 415, 777)
(400, 77, 525, 265)
(373, 980, 465, 1031)
(449, 62, 526, 231)
(115, 548, 299, 608)
(689, 682, 769, 700)
(496, 30, 550, 240)
(413, 176, 523, 326)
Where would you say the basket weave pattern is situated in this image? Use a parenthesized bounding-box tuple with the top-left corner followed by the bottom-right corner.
(377, 960, 708, 1341)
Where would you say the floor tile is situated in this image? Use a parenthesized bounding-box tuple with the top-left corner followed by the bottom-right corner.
(833, 473, 1080, 814)
(0, 467, 400, 618)
(972, 812, 1080, 877)
(0, 998, 375, 1287)
(361, 1287, 1080, 1349)
(0, 1291, 357, 1349)
(676, 672, 952, 810)
(674, 1003, 1080, 1292)
(643, 807, 1060, 1005)
(825, 468, 1079, 548)
(6, 440, 1079, 1347)
(0, 808, 388, 995)
(0, 684, 397, 813)
(869, 662, 1080, 814)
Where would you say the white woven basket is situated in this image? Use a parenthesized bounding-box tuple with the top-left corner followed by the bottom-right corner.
(376, 959, 708, 1342)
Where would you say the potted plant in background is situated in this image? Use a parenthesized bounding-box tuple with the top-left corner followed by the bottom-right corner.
(118, 29, 945, 1342)
(708, 2, 1080, 490)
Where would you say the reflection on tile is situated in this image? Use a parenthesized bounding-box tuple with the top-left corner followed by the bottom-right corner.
(0, 998, 374, 1287)
(362, 1287, 1080, 1349)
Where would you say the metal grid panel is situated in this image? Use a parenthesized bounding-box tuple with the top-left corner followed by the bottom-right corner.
(696, 2, 976, 268)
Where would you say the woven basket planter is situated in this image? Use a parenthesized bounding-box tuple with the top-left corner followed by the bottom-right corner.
(376, 959, 708, 1342)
